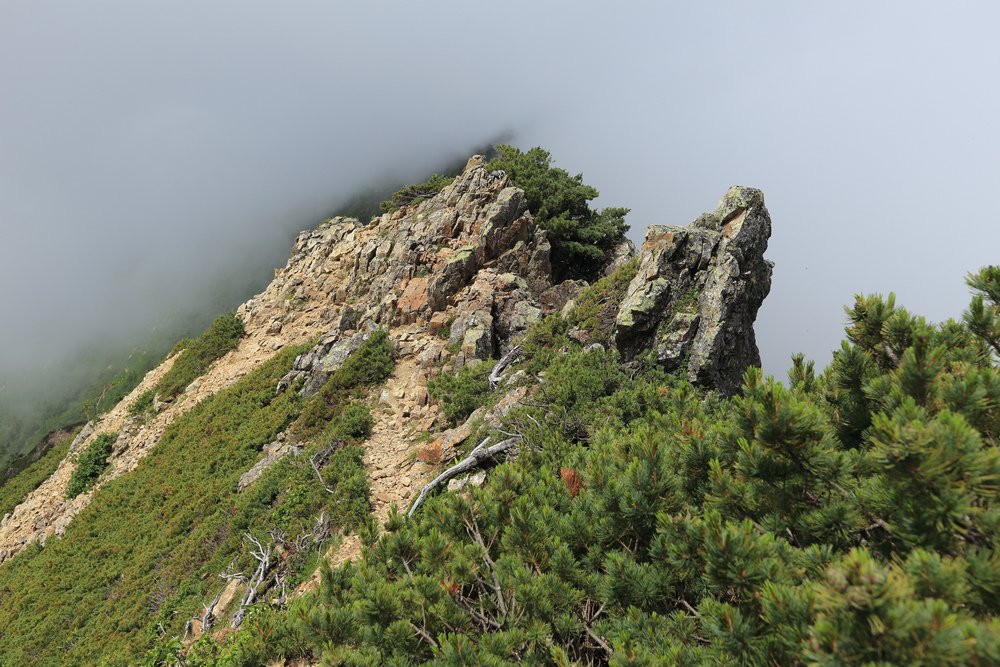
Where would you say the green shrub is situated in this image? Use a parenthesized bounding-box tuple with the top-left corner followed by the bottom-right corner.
(487, 145, 629, 281)
(428, 359, 494, 426)
(65, 432, 117, 499)
(379, 173, 454, 213)
(336, 402, 374, 440)
(335, 330, 395, 387)
(181, 266, 1000, 666)
(127, 389, 155, 418)
(513, 260, 639, 377)
(565, 257, 639, 338)
(169, 337, 194, 356)
(155, 313, 245, 400)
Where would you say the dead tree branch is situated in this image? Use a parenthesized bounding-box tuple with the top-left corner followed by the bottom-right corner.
(583, 624, 613, 657)
(882, 341, 902, 367)
(231, 531, 274, 628)
(463, 514, 508, 619)
(410, 621, 438, 648)
(408, 437, 520, 518)
(189, 512, 332, 638)
(294, 511, 329, 552)
(310, 441, 346, 494)
(199, 587, 225, 635)
(488, 345, 522, 389)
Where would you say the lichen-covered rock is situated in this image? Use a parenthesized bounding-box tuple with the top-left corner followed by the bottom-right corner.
(615, 186, 773, 395)
(539, 280, 588, 314)
(496, 296, 543, 346)
(280, 328, 375, 396)
(238, 438, 301, 491)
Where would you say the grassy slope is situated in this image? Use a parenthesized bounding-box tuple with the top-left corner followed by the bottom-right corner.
(0, 336, 391, 665)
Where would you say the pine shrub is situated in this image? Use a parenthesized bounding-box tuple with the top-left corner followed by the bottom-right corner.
(65, 432, 117, 499)
(183, 265, 1000, 666)
(427, 360, 494, 426)
(379, 173, 454, 213)
(127, 389, 155, 417)
(487, 145, 629, 281)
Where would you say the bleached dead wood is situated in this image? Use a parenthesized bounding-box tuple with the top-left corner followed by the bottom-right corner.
(408, 436, 519, 518)
(310, 441, 346, 494)
(488, 345, 521, 389)
(218, 531, 276, 629)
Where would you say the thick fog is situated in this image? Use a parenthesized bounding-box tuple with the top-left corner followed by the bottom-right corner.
(2, 2, 999, 421)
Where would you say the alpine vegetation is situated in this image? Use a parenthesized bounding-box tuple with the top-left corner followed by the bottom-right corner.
(0, 149, 995, 667)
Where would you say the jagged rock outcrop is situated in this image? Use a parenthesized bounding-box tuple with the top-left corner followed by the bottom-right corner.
(277, 159, 561, 392)
(615, 186, 773, 395)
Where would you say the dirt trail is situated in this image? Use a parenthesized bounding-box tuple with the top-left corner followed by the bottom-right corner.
(322, 328, 444, 566)
(366, 353, 433, 523)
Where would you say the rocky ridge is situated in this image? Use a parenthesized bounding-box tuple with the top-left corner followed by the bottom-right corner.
(0, 156, 772, 565)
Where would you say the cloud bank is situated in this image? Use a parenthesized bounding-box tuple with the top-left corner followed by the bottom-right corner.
(2, 1, 999, 430)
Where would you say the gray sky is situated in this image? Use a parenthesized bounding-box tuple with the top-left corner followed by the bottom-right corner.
(2, 1, 999, 397)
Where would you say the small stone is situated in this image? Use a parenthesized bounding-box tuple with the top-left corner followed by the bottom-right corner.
(428, 311, 450, 334)
(414, 386, 428, 406)
(446, 470, 487, 491)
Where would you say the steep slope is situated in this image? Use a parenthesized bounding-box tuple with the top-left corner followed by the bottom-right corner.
(0, 155, 777, 665)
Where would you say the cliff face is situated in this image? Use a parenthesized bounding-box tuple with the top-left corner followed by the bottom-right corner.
(0, 157, 772, 564)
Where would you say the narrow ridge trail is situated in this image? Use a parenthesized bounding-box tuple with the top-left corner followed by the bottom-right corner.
(326, 329, 443, 568)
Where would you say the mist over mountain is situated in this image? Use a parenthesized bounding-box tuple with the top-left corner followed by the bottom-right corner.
(3, 2, 1000, 461)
